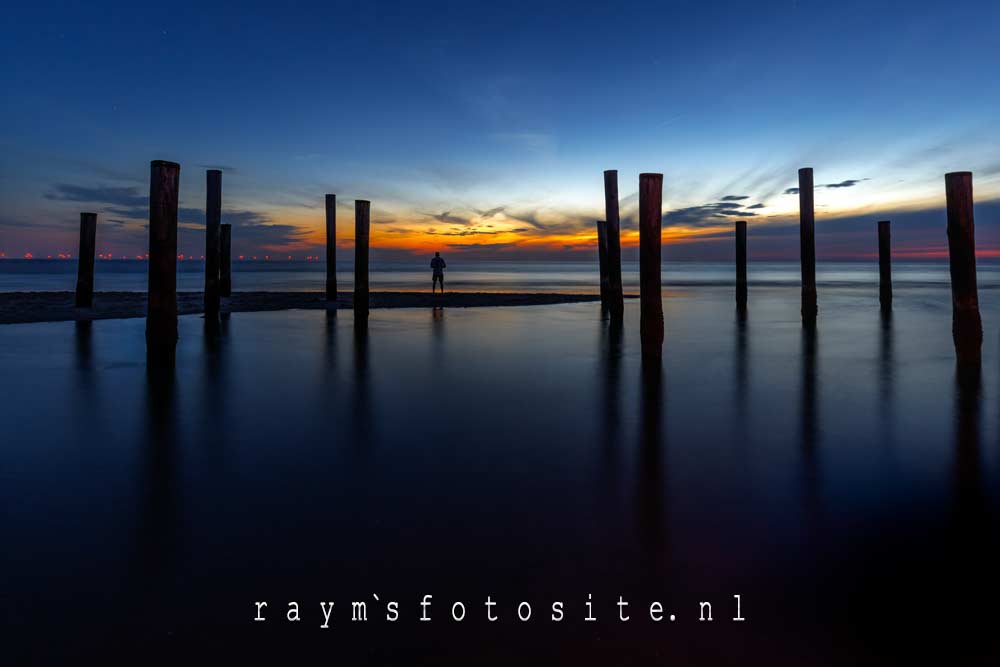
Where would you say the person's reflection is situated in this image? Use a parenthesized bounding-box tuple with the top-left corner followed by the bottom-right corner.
(431, 307, 445, 361)
(800, 322, 823, 521)
(132, 366, 180, 626)
(636, 355, 667, 573)
(353, 318, 373, 447)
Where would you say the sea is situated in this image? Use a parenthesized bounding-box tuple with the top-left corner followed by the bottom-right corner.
(3, 258, 1000, 293)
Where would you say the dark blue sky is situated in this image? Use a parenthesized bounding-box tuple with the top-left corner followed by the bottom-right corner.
(2, 0, 999, 259)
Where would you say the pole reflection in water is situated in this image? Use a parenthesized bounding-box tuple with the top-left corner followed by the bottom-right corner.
(131, 365, 180, 628)
(800, 322, 823, 523)
(201, 312, 228, 462)
(952, 363, 984, 531)
(600, 317, 623, 465)
(636, 355, 667, 576)
(734, 311, 748, 429)
(879, 310, 895, 446)
(353, 314, 373, 447)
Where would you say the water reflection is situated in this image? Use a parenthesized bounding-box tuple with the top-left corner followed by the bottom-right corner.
(353, 317, 373, 446)
(74, 320, 93, 372)
(201, 313, 228, 461)
(636, 356, 666, 570)
(879, 310, 895, 442)
(132, 367, 180, 625)
(800, 323, 822, 521)
(952, 364, 984, 528)
(734, 312, 748, 426)
(599, 317, 623, 464)
(431, 307, 445, 363)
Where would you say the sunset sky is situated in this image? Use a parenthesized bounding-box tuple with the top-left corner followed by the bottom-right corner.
(2, 0, 1000, 261)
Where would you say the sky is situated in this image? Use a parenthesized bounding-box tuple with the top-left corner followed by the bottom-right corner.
(2, 0, 1000, 262)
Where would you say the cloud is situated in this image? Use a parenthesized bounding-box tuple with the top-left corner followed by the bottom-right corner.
(663, 201, 758, 226)
(720, 195, 749, 201)
(785, 178, 868, 195)
(747, 203, 765, 209)
(823, 178, 867, 188)
(45, 184, 146, 207)
(504, 209, 547, 230)
(422, 210, 470, 225)
(474, 206, 506, 218)
(424, 227, 530, 237)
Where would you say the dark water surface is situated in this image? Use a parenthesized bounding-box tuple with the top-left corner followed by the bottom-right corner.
(2, 286, 998, 663)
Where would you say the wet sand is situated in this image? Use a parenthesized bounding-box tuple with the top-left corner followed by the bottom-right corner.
(0, 290, 620, 324)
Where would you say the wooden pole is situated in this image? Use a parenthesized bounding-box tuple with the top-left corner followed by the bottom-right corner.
(326, 194, 337, 303)
(878, 220, 891, 311)
(596, 220, 609, 310)
(798, 167, 817, 322)
(146, 160, 181, 364)
(220, 223, 232, 297)
(204, 169, 222, 317)
(945, 172, 982, 365)
(75, 212, 97, 308)
(735, 220, 747, 311)
(603, 170, 624, 320)
(354, 200, 370, 320)
(639, 173, 663, 358)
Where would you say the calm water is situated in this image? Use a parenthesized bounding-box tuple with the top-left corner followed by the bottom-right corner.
(2, 287, 999, 663)
(5, 258, 1000, 293)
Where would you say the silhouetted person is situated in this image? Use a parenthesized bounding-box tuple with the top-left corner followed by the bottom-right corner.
(431, 251, 447, 294)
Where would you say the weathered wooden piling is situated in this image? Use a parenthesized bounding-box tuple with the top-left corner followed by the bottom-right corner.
(354, 200, 371, 320)
(735, 220, 747, 311)
(595, 220, 609, 310)
(146, 160, 181, 364)
(639, 173, 664, 358)
(326, 194, 337, 303)
(798, 167, 817, 322)
(75, 212, 97, 308)
(204, 169, 222, 317)
(220, 223, 232, 297)
(877, 220, 891, 311)
(603, 170, 624, 320)
(945, 172, 982, 365)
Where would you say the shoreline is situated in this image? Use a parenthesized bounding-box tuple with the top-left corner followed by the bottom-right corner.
(0, 291, 620, 325)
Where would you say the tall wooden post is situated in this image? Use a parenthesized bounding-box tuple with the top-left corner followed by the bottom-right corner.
(639, 173, 664, 358)
(220, 223, 232, 297)
(354, 200, 370, 321)
(596, 220, 609, 310)
(945, 172, 982, 365)
(326, 194, 337, 303)
(735, 220, 747, 311)
(147, 160, 181, 364)
(204, 169, 222, 317)
(877, 220, 891, 311)
(75, 212, 97, 308)
(604, 170, 624, 320)
(798, 167, 817, 322)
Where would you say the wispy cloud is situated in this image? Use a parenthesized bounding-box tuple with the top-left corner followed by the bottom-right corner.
(664, 201, 758, 226)
(45, 184, 146, 207)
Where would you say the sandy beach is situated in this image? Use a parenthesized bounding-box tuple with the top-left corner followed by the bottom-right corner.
(0, 290, 622, 324)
